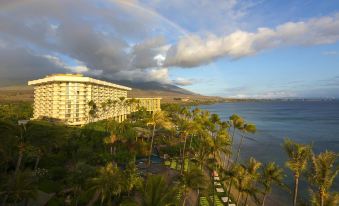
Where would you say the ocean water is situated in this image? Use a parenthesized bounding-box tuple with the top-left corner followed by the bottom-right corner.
(199, 101, 339, 205)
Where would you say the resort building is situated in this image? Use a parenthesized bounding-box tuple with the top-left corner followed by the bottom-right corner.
(28, 74, 161, 125)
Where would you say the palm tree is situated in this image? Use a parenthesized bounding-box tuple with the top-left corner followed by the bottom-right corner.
(283, 138, 312, 206)
(89, 163, 123, 206)
(179, 119, 198, 174)
(103, 134, 117, 155)
(147, 111, 172, 166)
(2, 170, 38, 205)
(101, 101, 108, 120)
(226, 114, 244, 169)
(88, 100, 98, 123)
(260, 162, 286, 206)
(123, 162, 142, 196)
(227, 121, 256, 202)
(310, 191, 339, 206)
(243, 157, 262, 206)
(193, 129, 213, 170)
(141, 175, 177, 206)
(308, 151, 339, 206)
(234, 123, 256, 163)
(13, 122, 31, 176)
(233, 164, 250, 205)
(229, 114, 244, 142)
(213, 127, 231, 169)
(0, 120, 20, 174)
(181, 168, 208, 205)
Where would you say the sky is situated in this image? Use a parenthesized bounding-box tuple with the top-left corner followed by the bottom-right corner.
(0, 0, 339, 98)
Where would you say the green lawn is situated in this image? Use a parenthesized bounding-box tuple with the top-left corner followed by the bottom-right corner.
(209, 195, 224, 206)
(199, 197, 210, 206)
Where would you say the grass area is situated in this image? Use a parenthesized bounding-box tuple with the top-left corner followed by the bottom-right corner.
(199, 197, 210, 206)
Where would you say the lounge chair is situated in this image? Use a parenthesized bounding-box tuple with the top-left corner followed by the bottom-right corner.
(221, 197, 229, 203)
(216, 187, 224, 193)
(214, 182, 221, 186)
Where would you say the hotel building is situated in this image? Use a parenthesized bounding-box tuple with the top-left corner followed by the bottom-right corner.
(28, 74, 161, 125)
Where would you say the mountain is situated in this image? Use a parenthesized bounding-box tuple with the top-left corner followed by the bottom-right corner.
(0, 81, 224, 103)
(108, 80, 195, 95)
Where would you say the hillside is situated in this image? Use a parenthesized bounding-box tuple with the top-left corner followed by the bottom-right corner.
(0, 84, 225, 104)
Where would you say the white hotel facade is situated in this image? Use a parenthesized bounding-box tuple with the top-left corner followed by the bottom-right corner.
(28, 74, 161, 125)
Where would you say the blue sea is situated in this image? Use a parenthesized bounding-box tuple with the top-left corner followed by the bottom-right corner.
(199, 100, 339, 206)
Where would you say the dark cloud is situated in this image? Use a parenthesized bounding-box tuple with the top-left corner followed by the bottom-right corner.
(0, 47, 67, 86)
(0, 0, 171, 84)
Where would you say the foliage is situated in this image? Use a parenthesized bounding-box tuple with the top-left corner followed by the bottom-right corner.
(90, 163, 123, 205)
(0, 102, 338, 206)
(0, 102, 33, 122)
(141, 175, 177, 206)
(308, 151, 339, 206)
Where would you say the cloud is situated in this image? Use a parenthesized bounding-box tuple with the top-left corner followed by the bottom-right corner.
(111, 67, 170, 83)
(317, 75, 339, 87)
(43, 55, 90, 73)
(164, 13, 339, 67)
(229, 90, 297, 99)
(141, 0, 261, 33)
(1, 0, 339, 89)
(172, 77, 196, 86)
(322, 51, 339, 56)
(0, 0, 174, 84)
(0, 47, 67, 86)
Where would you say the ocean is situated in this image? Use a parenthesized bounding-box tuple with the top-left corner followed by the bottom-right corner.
(199, 100, 339, 205)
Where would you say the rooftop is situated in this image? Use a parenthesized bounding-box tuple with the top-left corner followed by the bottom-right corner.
(28, 74, 132, 91)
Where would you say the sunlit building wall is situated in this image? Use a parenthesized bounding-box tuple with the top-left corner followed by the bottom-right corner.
(28, 74, 161, 125)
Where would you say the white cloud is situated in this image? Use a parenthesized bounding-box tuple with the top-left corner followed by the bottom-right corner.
(229, 90, 297, 99)
(165, 13, 339, 67)
(148, 67, 170, 82)
(322, 51, 338, 56)
(172, 77, 195, 86)
(43, 55, 90, 73)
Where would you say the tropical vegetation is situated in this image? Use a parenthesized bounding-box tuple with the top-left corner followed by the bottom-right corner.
(0, 102, 338, 205)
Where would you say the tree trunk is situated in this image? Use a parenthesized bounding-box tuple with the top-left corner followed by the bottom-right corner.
(225, 153, 231, 170)
(261, 193, 267, 206)
(110, 146, 113, 155)
(244, 194, 249, 206)
(212, 152, 216, 206)
(231, 127, 236, 142)
(235, 135, 244, 164)
(2, 194, 8, 206)
(226, 127, 236, 170)
(148, 124, 156, 167)
(293, 176, 299, 206)
(181, 135, 188, 175)
(86, 190, 100, 206)
(15, 152, 23, 175)
(182, 186, 186, 206)
(236, 192, 242, 206)
(319, 189, 324, 206)
(187, 136, 193, 172)
(75, 188, 79, 206)
(34, 156, 40, 171)
(227, 179, 233, 206)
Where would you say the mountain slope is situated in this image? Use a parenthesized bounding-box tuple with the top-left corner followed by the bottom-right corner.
(0, 82, 223, 103)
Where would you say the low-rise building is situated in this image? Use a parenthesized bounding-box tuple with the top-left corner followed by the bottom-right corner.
(28, 74, 161, 125)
